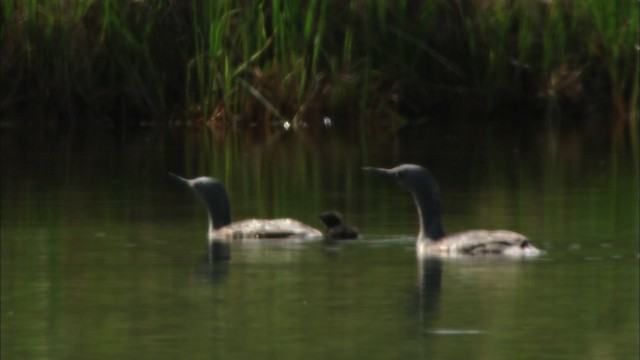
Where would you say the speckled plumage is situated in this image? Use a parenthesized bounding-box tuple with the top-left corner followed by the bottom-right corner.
(213, 218, 322, 240)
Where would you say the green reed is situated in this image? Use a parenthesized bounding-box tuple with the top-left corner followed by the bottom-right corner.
(0, 0, 637, 135)
(1, 0, 174, 128)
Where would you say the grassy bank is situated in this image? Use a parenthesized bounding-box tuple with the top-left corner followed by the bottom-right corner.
(1, 0, 638, 132)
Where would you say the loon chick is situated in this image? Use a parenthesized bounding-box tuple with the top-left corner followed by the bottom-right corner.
(363, 164, 541, 257)
(318, 211, 359, 240)
(170, 173, 322, 241)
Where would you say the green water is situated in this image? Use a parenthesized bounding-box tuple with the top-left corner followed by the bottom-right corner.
(1, 123, 638, 360)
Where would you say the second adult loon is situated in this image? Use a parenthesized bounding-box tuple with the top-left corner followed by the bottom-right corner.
(363, 164, 542, 257)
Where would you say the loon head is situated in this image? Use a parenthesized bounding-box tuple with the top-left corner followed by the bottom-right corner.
(169, 173, 232, 231)
(363, 164, 440, 196)
(318, 211, 345, 228)
(363, 164, 445, 241)
(318, 211, 359, 240)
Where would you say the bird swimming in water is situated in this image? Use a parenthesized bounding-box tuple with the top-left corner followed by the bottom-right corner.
(363, 164, 542, 257)
(318, 211, 359, 240)
(170, 173, 323, 242)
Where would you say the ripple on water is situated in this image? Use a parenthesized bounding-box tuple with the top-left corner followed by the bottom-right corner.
(425, 329, 487, 336)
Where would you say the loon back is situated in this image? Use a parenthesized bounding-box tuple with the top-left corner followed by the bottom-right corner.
(212, 218, 323, 240)
(417, 230, 541, 257)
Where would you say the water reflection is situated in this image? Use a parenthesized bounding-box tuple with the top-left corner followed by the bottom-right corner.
(209, 240, 231, 262)
(204, 263, 231, 285)
(417, 257, 443, 326)
(1, 118, 638, 360)
(414, 253, 560, 341)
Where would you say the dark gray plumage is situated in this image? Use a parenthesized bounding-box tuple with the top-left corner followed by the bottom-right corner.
(318, 211, 359, 240)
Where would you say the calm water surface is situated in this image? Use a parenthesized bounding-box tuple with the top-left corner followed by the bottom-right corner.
(1, 122, 638, 360)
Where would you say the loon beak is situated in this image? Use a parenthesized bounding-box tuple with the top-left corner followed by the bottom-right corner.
(169, 172, 191, 185)
(362, 167, 395, 180)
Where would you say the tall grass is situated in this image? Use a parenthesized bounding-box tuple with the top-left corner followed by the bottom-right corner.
(0, 0, 637, 134)
(0, 0, 182, 130)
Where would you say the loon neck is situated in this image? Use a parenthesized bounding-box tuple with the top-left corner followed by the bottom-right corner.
(169, 173, 232, 233)
(412, 186, 445, 243)
(202, 198, 231, 233)
(191, 180, 232, 232)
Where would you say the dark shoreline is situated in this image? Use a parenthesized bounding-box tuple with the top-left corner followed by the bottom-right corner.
(1, 1, 638, 131)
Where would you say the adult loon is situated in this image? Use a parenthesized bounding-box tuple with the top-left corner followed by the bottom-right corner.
(363, 164, 542, 257)
(170, 173, 322, 241)
(318, 211, 359, 240)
